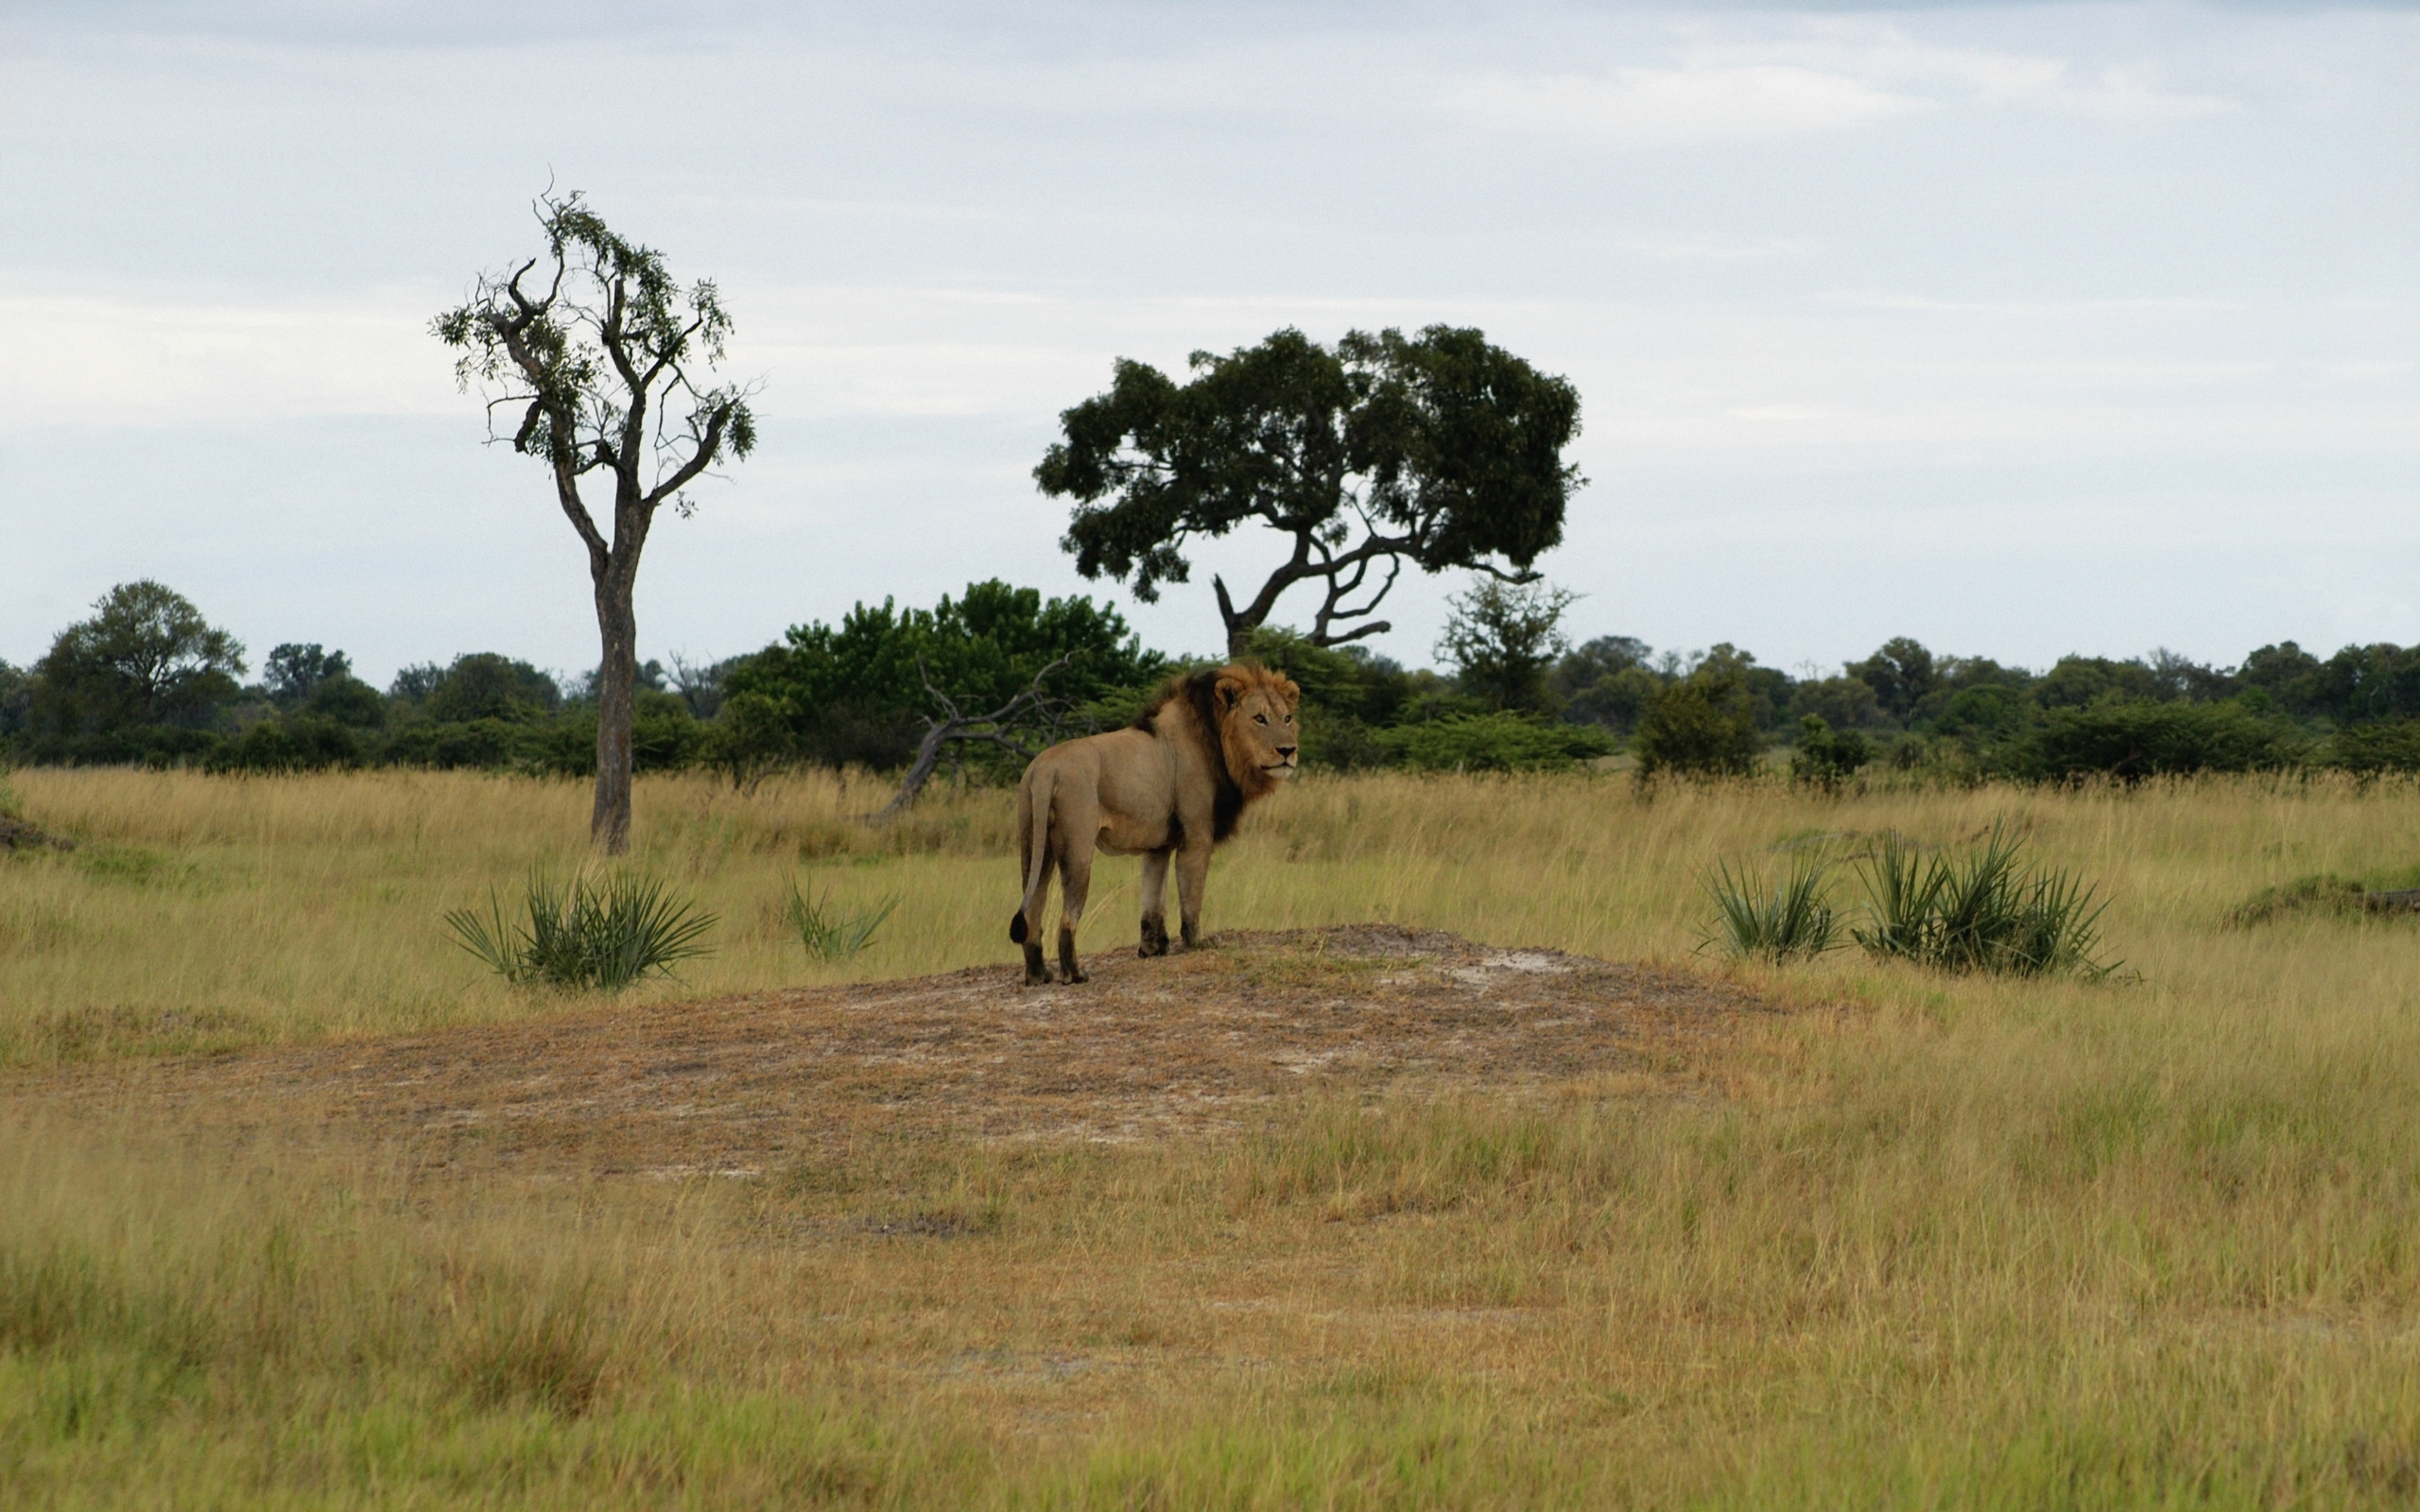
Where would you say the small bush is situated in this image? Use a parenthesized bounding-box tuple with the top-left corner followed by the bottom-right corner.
(1789, 714, 1871, 792)
(786, 881, 899, 961)
(1701, 853, 1842, 962)
(1852, 824, 2116, 978)
(1377, 713, 1612, 773)
(1633, 674, 1762, 782)
(445, 871, 717, 990)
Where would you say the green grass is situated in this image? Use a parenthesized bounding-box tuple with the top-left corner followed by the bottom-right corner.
(9, 767, 2420, 1504)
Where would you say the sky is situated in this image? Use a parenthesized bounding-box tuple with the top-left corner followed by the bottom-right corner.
(3, 0, 2415, 690)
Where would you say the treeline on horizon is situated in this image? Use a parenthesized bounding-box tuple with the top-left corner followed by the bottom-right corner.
(5, 576, 2420, 788)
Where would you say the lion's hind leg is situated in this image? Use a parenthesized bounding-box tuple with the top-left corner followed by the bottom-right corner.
(1055, 839, 1094, 985)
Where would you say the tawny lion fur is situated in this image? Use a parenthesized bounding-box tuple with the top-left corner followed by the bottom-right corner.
(1009, 663, 1301, 985)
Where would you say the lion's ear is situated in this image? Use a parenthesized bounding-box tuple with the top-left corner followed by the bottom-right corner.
(1215, 674, 1246, 709)
(1279, 678, 1302, 709)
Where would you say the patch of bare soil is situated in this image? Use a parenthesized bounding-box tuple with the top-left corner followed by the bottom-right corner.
(14, 927, 1776, 1177)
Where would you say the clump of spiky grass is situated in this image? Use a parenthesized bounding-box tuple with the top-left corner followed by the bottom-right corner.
(1701, 852, 1843, 962)
(785, 880, 899, 961)
(445, 870, 716, 990)
(1853, 823, 2115, 978)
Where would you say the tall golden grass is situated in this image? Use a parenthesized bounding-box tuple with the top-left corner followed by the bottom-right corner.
(8, 766, 2420, 1504)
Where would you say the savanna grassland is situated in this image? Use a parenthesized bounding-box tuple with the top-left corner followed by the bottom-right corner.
(7, 765, 2420, 1508)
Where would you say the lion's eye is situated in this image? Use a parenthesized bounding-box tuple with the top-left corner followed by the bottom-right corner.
(1253, 713, 1267, 724)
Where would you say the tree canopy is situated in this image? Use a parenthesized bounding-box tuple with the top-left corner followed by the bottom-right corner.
(1036, 325, 1583, 656)
(32, 581, 246, 736)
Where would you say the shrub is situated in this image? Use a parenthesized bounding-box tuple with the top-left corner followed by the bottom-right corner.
(445, 871, 717, 990)
(1789, 714, 1871, 792)
(1701, 852, 1841, 962)
(2326, 719, 2420, 775)
(786, 881, 899, 961)
(1851, 825, 2116, 978)
(2003, 699, 2300, 782)
(1633, 671, 1762, 782)
(205, 715, 364, 774)
(1377, 712, 1613, 773)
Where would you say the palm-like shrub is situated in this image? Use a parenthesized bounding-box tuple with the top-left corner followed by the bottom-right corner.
(785, 881, 898, 961)
(446, 871, 716, 990)
(1852, 825, 2114, 978)
(1702, 853, 1842, 962)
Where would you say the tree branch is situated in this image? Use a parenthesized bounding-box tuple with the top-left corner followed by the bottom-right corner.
(865, 652, 1080, 822)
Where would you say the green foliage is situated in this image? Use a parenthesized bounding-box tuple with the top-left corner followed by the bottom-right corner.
(2034, 655, 2165, 710)
(1789, 676, 1881, 732)
(262, 644, 351, 711)
(1851, 826, 2116, 978)
(431, 189, 754, 489)
(785, 881, 899, 961)
(1633, 661, 1763, 782)
(1435, 577, 1575, 713)
(1701, 853, 1842, 962)
(444, 871, 716, 991)
(1037, 324, 1582, 648)
(203, 716, 364, 775)
(2005, 699, 2302, 782)
(1789, 715, 1871, 791)
(30, 581, 245, 737)
(419, 653, 562, 724)
(1847, 637, 1937, 721)
(2326, 719, 2420, 775)
(301, 676, 386, 729)
(1552, 636, 1657, 734)
(725, 579, 1163, 771)
(1377, 712, 1611, 773)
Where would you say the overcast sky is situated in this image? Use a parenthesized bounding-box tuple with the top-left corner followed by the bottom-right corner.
(4, 0, 2414, 688)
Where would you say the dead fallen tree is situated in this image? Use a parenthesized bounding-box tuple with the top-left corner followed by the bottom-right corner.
(864, 653, 1082, 822)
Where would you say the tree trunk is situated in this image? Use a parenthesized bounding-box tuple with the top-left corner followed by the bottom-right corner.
(592, 577, 638, 855)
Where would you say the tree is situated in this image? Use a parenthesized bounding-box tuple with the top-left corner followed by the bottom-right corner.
(435, 191, 757, 852)
(32, 580, 245, 735)
(1036, 325, 1583, 658)
(1848, 637, 1938, 722)
(264, 644, 352, 710)
(1436, 576, 1576, 713)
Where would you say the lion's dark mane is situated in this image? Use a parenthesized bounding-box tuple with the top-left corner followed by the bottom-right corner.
(1133, 668, 1248, 842)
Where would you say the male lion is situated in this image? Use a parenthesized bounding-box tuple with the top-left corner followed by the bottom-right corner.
(1009, 663, 1301, 985)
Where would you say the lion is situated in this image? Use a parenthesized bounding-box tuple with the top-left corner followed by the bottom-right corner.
(1009, 663, 1301, 986)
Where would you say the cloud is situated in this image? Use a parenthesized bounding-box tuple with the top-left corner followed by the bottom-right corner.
(1454, 25, 2238, 146)
(1454, 63, 1931, 144)
(0, 284, 456, 429)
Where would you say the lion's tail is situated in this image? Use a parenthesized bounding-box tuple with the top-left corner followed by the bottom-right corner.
(1010, 765, 1056, 944)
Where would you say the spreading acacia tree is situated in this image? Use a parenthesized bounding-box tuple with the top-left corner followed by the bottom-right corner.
(435, 192, 755, 852)
(1035, 325, 1583, 658)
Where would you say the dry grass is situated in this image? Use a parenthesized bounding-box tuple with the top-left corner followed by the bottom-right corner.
(8, 765, 2420, 1505)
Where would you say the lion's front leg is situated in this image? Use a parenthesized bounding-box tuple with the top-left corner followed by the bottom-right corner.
(1138, 848, 1172, 957)
(1174, 842, 1213, 950)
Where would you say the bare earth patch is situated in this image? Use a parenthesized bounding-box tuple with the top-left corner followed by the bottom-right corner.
(13, 926, 1776, 1176)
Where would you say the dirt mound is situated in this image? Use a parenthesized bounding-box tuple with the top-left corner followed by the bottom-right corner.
(18, 926, 1777, 1177)
(0, 816, 73, 852)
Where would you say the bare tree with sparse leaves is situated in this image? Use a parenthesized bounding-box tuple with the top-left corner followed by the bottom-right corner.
(435, 191, 756, 853)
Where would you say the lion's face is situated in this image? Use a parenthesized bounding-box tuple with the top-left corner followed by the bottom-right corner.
(1218, 670, 1303, 786)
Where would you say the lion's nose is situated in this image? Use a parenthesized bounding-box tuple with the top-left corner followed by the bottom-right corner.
(1276, 745, 1297, 761)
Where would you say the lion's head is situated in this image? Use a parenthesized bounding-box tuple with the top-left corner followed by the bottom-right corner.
(1213, 664, 1303, 795)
